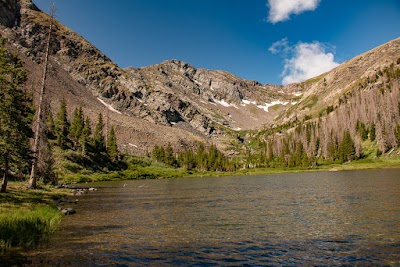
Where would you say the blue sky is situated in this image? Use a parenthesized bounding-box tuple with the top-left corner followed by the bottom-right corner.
(33, 0, 400, 85)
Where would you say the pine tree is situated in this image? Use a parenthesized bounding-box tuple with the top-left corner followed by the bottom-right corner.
(107, 126, 118, 161)
(152, 145, 165, 162)
(180, 149, 195, 170)
(0, 40, 33, 193)
(69, 106, 84, 150)
(81, 116, 92, 156)
(340, 130, 356, 162)
(93, 113, 105, 154)
(369, 123, 376, 141)
(164, 143, 178, 167)
(294, 141, 304, 166)
(46, 111, 56, 139)
(196, 145, 207, 171)
(38, 141, 57, 185)
(55, 99, 69, 149)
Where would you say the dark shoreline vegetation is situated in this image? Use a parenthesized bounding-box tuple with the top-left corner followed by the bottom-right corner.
(1, 38, 400, 252)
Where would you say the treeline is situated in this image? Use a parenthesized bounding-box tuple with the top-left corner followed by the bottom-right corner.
(247, 61, 400, 168)
(152, 144, 238, 172)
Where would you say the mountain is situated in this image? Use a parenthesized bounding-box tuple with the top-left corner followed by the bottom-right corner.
(247, 38, 400, 166)
(0, 0, 399, 158)
(0, 0, 300, 152)
(275, 37, 400, 125)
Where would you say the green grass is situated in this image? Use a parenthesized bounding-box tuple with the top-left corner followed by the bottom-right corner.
(62, 165, 187, 183)
(0, 206, 61, 251)
(302, 73, 326, 85)
(0, 182, 68, 252)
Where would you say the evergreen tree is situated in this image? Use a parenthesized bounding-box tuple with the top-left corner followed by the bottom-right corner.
(294, 141, 304, 166)
(38, 141, 57, 185)
(46, 111, 56, 139)
(179, 148, 195, 170)
(164, 143, 178, 167)
(356, 121, 369, 141)
(369, 123, 376, 141)
(395, 124, 400, 147)
(107, 126, 118, 161)
(55, 99, 69, 149)
(93, 113, 105, 153)
(69, 106, 84, 150)
(81, 116, 92, 156)
(340, 130, 356, 162)
(0, 40, 33, 192)
(152, 145, 165, 162)
(207, 144, 219, 170)
(196, 145, 207, 171)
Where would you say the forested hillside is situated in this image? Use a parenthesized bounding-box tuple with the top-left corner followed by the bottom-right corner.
(243, 61, 400, 168)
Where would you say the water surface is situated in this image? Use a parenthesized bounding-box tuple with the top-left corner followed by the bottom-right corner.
(13, 169, 400, 265)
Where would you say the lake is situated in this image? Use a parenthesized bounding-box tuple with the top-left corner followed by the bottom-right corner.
(11, 169, 400, 266)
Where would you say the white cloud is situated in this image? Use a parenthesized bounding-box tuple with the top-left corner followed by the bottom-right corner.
(269, 39, 340, 85)
(268, 38, 289, 54)
(268, 0, 320, 23)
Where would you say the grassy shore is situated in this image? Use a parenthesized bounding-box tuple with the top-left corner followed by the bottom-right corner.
(0, 182, 70, 252)
(59, 156, 400, 183)
(235, 157, 400, 176)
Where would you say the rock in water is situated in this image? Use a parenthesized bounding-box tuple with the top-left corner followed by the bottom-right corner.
(61, 208, 76, 215)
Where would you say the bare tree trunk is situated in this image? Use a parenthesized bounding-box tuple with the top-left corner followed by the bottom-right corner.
(28, 3, 55, 189)
(1, 158, 9, 193)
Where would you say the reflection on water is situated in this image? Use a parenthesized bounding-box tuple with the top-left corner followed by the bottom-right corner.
(11, 169, 400, 265)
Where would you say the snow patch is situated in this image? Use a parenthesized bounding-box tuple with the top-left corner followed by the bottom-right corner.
(128, 143, 138, 148)
(214, 99, 237, 108)
(257, 100, 289, 112)
(291, 101, 298, 105)
(293, 92, 303, 97)
(193, 79, 202, 86)
(216, 99, 231, 107)
(97, 98, 122, 114)
(242, 99, 257, 105)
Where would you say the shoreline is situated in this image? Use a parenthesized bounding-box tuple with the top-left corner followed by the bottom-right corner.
(1, 159, 399, 252)
(181, 158, 400, 179)
(0, 183, 72, 252)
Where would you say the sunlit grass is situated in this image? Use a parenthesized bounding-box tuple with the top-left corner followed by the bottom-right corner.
(0, 206, 61, 251)
(0, 182, 69, 252)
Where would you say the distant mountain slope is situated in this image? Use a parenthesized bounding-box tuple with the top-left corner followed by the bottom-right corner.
(275, 37, 400, 125)
(0, 0, 399, 155)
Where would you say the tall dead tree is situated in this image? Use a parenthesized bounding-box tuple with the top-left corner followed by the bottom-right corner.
(28, 3, 55, 189)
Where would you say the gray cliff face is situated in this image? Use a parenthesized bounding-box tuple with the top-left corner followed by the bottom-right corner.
(0, 0, 19, 28)
(0, 0, 297, 135)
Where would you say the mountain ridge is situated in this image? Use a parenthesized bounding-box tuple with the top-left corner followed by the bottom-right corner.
(1, 0, 399, 155)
